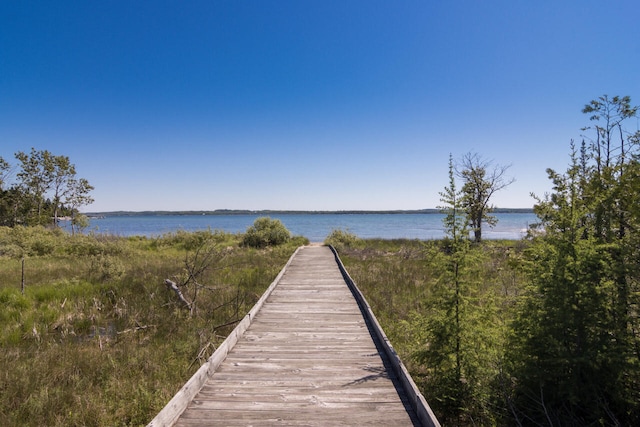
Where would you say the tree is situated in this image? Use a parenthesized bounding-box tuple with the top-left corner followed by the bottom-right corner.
(66, 178, 95, 234)
(508, 96, 640, 425)
(0, 156, 10, 190)
(0, 156, 18, 226)
(3, 148, 94, 227)
(166, 235, 226, 317)
(457, 153, 514, 242)
(417, 155, 501, 425)
(15, 148, 54, 225)
(580, 96, 640, 378)
(581, 94, 639, 241)
(439, 154, 468, 242)
(67, 178, 94, 206)
(509, 143, 615, 424)
(0, 186, 28, 227)
(49, 154, 77, 225)
(428, 154, 472, 422)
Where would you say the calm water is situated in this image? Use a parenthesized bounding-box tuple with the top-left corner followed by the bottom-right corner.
(77, 213, 539, 242)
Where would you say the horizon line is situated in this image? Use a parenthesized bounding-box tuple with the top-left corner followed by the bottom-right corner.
(86, 207, 536, 216)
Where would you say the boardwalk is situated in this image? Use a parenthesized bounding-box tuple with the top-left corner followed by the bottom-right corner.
(150, 246, 439, 426)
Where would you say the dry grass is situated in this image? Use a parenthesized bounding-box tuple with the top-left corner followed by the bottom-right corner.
(335, 238, 528, 425)
(0, 226, 305, 426)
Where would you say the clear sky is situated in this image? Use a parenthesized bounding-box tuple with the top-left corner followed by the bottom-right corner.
(1, 1, 639, 212)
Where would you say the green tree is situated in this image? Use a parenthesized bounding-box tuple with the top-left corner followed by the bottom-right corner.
(49, 154, 76, 225)
(65, 178, 95, 234)
(580, 96, 640, 365)
(510, 144, 613, 424)
(0, 156, 18, 225)
(11, 148, 94, 227)
(426, 155, 472, 423)
(508, 96, 640, 425)
(15, 148, 54, 225)
(440, 154, 468, 242)
(457, 152, 514, 242)
(581, 95, 638, 241)
(416, 155, 501, 425)
(0, 187, 28, 226)
(0, 156, 10, 190)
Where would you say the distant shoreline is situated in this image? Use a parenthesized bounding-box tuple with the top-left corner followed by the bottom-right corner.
(87, 208, 535, 217)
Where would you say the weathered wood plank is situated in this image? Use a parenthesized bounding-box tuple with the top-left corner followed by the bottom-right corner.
(175, 410, 412, 427)
(150, 245, 439, 427)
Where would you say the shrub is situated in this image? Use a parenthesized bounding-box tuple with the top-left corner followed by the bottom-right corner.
(90, 254, 126, 282)
(324, 228, 360, 251)
(290, 235, 310, 247)
(0, 243, 24, 258)
(241, 217, 291, 248)
(64, 234, 125, 257)
(0, 226, 68, 257)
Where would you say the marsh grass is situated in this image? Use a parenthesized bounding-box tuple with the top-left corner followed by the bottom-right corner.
(0, 226, 306, 426)
(0, 224, 522, 426)
(333, 237, 528, 425)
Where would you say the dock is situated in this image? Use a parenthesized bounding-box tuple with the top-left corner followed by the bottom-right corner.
(149, 245, 439, 426)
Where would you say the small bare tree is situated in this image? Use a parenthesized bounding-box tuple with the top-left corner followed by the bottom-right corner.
(456, 152, 515, 242)
(164, 236, 226, 317)
(164, 233, 252, 366)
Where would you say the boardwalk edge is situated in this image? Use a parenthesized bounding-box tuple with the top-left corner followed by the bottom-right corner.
(329, 245, 442, 427)
(146, 246, 304, 427)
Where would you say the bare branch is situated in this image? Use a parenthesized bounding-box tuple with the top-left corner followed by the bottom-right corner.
(164, 279, 192, 309)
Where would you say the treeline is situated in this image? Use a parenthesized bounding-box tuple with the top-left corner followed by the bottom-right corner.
(91, 208, 534, 217)
(0, 148, 94, 231)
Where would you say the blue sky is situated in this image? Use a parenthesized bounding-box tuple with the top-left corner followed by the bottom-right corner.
(1, 1, 639, 212)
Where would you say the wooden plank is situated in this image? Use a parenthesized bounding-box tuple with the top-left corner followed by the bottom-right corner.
(330, 246, 441, 427)
(172, 246, 420, 426)
(147, 247, 303, 427)
(150, 245, 438, 427)
(175, 410, 413, 427)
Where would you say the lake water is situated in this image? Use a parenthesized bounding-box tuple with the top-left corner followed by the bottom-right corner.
(78, 213, 539, 242)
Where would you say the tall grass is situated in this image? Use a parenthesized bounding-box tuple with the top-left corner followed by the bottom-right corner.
(1, 224, 524, 425)
(333, 237, 528, 425)
(0, 226, 306, 426)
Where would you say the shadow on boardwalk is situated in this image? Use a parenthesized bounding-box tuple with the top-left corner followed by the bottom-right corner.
(149, 245, 439, 427)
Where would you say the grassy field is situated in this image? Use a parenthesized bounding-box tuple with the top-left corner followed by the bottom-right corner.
(0, 226, 306, 426)
(1, 226, 527, 426)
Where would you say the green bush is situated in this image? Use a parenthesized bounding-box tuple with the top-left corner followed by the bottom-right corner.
(290, 235, 311, 247)
(0, 243, 24, 258)
(0, 226, 62, 257)
(90, 254, 126, 282)
(64, 234, 125, 257)
(241, 217, 291, 248)
(324, 228, 361, 251)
